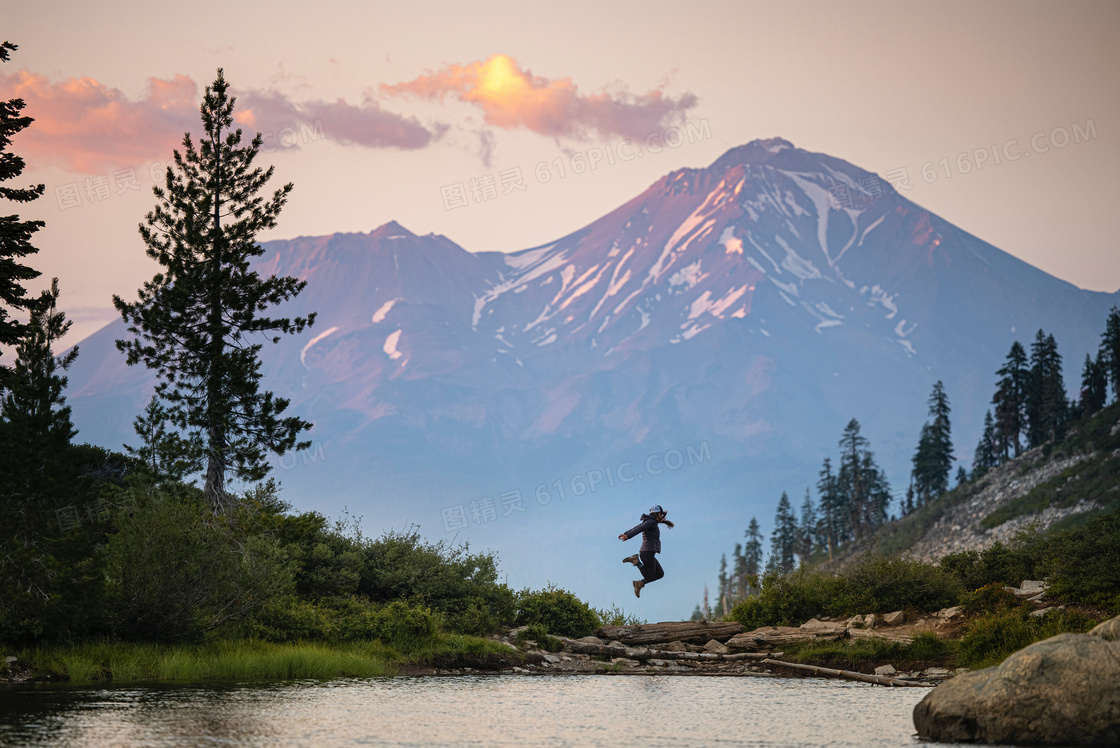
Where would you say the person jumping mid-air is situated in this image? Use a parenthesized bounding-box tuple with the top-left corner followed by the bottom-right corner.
(619, 505, 674, 598)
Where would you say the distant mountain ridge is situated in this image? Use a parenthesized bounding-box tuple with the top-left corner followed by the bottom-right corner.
(65, 138, 1118, 621)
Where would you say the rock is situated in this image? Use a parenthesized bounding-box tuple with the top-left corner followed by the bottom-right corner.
(3, 656, 15, 664)
(542, 654, 560, 663)
(685, 644, 705, 652)
(800, 617, 825, 628)
(703, 639, 731, 654)
(511, 667, 529, 674)
(647, 659, 670, 667)
(864, 614, 877, 629)
(1020, 580, 1046, 594)
(800, 619, 846, 634)
(875, 664, 897, 676)
(882, 610, 906, 626)
(1090, 614, 1120, 641)
(923, 667, 951, 678)
(660, 641, 687, 651)
(610, 658, 639, 667)
(1030, 607, 1055, 618)
(937, 606, 962, 620)
(845, 614, 865, 627)
(607, 640, 626, 649)
(913, 632, 1120, 745)
(596, 620, 743, 645)
(509, 626, 529, 638)
(576, 635, 604, 645)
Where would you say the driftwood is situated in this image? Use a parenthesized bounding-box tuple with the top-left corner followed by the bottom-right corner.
(725, 626, 846, 651)
(596, 620, 743, 645)
(847, 627, 915, 644)
(760, 658, 928, 687)
(558, 637, 774, 662)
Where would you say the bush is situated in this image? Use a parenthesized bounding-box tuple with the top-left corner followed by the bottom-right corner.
(516, 623, 563, 652)
(960, 582, 1022, 615)
(594, 604, 643, 627)
(728, 567, 840, 629)
(247, 596, 438, 648)
(727, 555, 961, 629)
(957, 608, 1098, 669)
(103, 489, 294, 642)
(1045, 511, 1120, 610)
(515, 585, 600, 638)
(940, 534, 1045, 591)
(837, 554, 962, 615)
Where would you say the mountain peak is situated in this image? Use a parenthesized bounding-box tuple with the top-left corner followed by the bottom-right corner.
(369, 220, 416, 239)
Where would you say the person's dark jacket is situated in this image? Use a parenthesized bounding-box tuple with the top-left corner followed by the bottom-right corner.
(623, 514, 662, 553)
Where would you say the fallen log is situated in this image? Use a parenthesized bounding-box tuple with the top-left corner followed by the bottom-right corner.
(760, 658, 929, 687)
(558, 637, 775, 662)
(596, 620, 743, 645)
(725, 626, 846, 651)
(847, 627, 914, 645)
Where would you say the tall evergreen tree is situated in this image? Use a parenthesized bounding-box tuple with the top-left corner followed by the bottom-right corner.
(973, 410, 997, 478)
(113, 70, 316, 512)
(0, 41, 44, 381)
(125, 396, 200, 483)
(992, 341, 1029, 459)
(0, 279, 82, 640)
(837, 419, 868, 539)
(732, 543, 747, 602)
(1079, 352, 1108, 417)
(912, 381, 953, 504)
(715, 553, 728, 618)
(1026, 330, 1067, 447)
(1101, 306, 1120, 402)
(816, 456, 840, 558)
(797, 488, 817, 565)
(743, 517, 764, 584)
(769, 492, 797, 572)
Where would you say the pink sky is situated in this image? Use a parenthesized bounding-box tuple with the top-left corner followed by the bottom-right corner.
(5, 0, 1119, 343)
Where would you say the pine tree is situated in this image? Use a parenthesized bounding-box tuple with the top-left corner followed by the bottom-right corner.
(816, 457, 839, 558)
(992, 341, 1029, 459)
(955, 465, 968, 488)
(837, 419, 868, 539)
(715, 553, 728, 617)
(1026, 330, 1067, 447)
(1079, 352, 1108, 417)
(912, 381, 953, 504)
(0, 41, 45, 381)
(769, 492, 797, 572)
(1100, 306, 1120, 402)
(797, 488, 817, 565)
(732, 543, 747, 602)
(0, 279, 81, 639)
(743, 517, 764, 593)
(125, 396, 200, 482)
(113, 70, 316, 513)
(973, 410, 997, 477)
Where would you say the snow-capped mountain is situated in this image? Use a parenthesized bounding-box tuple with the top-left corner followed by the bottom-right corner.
(66, 138, 1118, 617)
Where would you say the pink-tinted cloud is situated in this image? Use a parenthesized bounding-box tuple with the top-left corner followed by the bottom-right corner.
(382, 54, 697, 141)
(0, 71, 439, 174)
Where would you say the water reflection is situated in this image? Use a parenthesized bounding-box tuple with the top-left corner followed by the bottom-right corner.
(2, 675, 939, 747)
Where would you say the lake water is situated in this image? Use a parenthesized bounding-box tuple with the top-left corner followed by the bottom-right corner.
(1, 674, 946, 747)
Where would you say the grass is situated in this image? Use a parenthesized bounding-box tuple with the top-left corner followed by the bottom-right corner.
(787, 632, 954, 671)
(15, 633, 522, 684)
(956, 608, 1098, 670)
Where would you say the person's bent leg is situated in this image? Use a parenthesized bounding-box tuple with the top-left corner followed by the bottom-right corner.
(639, 552, 663, 583)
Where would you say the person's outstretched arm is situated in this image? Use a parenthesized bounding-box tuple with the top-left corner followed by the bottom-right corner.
(620, 518, 655, 541)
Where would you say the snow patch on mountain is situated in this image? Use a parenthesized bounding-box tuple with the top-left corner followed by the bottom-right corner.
(371, 299, 398, 324)
(383, 329, 403, 361)
(300, 325, 339, 367)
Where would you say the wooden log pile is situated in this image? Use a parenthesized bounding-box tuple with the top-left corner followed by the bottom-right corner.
(558, 637, 777, 662)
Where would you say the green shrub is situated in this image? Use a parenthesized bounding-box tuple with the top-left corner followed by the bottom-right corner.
(728, 567, 841, 628)
(940, 534, 1045, 591)
(594, 603, 643, 627)
(957, 608, 1098, 669)
(1045, 511, 1120, 610)
(960, 582, 1022, 615)
(838, 554, 962, 614)
(373, 601, 439, 648)
(516, 623, 563, 652)
(103, 490, 294, 642)
(515, 584, 599, 638)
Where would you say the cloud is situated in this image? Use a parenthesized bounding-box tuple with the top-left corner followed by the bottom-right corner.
(382, 54, 698, 142)
(0, 71, 439, 174)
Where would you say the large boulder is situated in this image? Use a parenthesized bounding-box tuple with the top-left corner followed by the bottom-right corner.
(913, 618, 1120, 745)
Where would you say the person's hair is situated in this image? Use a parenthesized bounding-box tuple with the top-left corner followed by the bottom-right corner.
(653, 511, 674, 529)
